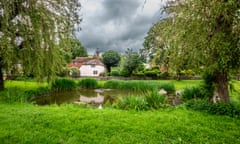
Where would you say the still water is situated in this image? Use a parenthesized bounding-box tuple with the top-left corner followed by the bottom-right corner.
(33, 89, 140, 105)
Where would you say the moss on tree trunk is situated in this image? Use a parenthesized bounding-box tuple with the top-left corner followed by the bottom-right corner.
(213, 71, 229, 103)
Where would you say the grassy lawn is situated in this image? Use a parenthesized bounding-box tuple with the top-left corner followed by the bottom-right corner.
(0, 103, 240, 144)
(0, 80, 240, 143)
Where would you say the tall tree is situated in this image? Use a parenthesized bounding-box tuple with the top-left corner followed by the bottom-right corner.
(123, 48, 143, 76)
(102, 50, 121, 73)
(158, 0, 240, 102)
(60, 38, 88, 63)
(0, 0, 81, 90)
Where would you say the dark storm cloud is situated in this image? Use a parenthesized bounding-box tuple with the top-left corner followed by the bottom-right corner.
(76, 0, 167, 54)
(101, 0, 141, 21)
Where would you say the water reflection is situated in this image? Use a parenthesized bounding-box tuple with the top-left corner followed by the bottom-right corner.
(33, 89, 139, 105)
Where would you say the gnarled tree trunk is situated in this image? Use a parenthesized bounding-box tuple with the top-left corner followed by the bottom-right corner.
(213, 71, 229, 103)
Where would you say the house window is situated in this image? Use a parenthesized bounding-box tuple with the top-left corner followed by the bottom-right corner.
(91, 64, 96, 68)
(93, 70, 98, 75)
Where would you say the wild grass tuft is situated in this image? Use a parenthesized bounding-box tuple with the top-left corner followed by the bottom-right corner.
(51, 78, 77, 91)
(117, 89, 167, 111)
(103, 80, 175, 93)
(78, 78, 98, 89)
(145, 89, 166, 109)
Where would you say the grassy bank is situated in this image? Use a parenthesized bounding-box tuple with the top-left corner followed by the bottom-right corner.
(0, 103, 240, 144)
(0, 80, 240, 143)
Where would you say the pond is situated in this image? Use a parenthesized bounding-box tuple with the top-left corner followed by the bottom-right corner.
(32, 89, 140, 106)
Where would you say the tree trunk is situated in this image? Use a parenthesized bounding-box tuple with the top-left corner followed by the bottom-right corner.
(0, 58, 4, 91)
(106, 66, 111, 75)
(213, 71, 229, 103)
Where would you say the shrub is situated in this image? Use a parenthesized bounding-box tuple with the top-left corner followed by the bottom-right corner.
(69, 67, 80, 77)
(159, 72, 170, 79)
(185, 99, 240, 118)
(120, 68, 131, 77)
(110, 70, 120, 76)
(52, 78, 77, 91)
(15, 76, 35, 81)
(79, 78, 98, 89)
(144, 70, 160, 77)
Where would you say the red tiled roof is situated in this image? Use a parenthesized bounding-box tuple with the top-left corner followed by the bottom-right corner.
(68, 57, 104, 68)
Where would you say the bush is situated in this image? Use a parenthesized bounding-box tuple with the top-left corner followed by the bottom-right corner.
(110, 70, 120, 76)
(185, 99, 240, 118)
(79, 78, 98, 89)
(15, 76, 35, 81)
(120, 68, 131, 77)
(144, 70, 160, 77)
(69, 67, 80, 77)
(52, 78, 77, 91)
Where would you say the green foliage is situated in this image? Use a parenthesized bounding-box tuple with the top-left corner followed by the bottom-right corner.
(181, 87, 204, 100)
(110, 70, 120, 76)
(57, 67, 70, 77)
(102, 50, 121, 73)
(120, 68, 131, 77)
(151, 0, 240, 102)
(123, 48, 143, 76)
(60, 38, 88, 63)
(117, 90, 166, 111)
(201, 69, 215, 98)
(0, 0, 81, 90)
(180, 69, 195, 76)
(52, 78, 77, 91)
(185, 99, 240, 118)
(78, 78, 98, 89)
(15, 76, 35, 82)
(118, 95, 148, 111)
(69, 67, 80, 77)
(0, 81, 49, 103)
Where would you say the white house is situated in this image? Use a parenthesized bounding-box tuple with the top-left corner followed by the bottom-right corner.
(68, 57, 106, 77)
(79, 58, 105, 77)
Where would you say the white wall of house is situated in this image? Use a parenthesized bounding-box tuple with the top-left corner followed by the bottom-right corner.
(79, 65, 105, 77)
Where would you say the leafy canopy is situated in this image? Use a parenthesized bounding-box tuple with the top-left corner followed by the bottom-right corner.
(102, 50, 121, 73)
(0, 0, 81, 84)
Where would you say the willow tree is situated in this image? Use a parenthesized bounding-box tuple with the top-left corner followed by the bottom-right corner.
(157, 0, 240, 102)
(0, 0, 81, 90)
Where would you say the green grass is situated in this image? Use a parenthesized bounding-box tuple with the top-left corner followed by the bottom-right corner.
(5, 80, 48, 91)
(0, 80, 240, 143)
(0, 103, 239, 144)
(103, 80, 176, 94)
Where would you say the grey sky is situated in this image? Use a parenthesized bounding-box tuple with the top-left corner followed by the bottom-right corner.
(76, 0, 167, 54)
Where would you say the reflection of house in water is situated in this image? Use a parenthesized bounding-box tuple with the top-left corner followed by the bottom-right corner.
(68, 52, 106, 77)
